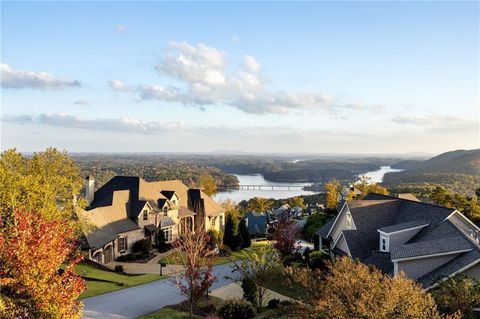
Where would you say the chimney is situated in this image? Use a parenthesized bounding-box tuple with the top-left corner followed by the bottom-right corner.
(85, 176, 95, 206)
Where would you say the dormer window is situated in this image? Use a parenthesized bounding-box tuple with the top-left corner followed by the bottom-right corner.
(346, 212, 352, 228)
(142, 210, 148, 221)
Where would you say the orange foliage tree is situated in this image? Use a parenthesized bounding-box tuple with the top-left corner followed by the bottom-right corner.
(0, 210, 86, 319)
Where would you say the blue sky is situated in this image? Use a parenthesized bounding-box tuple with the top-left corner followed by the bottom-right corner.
(1, 1, 479, 154)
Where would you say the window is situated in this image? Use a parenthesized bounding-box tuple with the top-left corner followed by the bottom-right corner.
(219, 215, 223, 228)
(163, 227, 172, 242)
(346, 212, 352, 228)
(143, 210, 148, 220)
(163, 206, 168, 216)
(118, 237, 127, 252)
(210, 217, 215, 228)
(172, 199, 177, 206)
(380, 235, 388, 252)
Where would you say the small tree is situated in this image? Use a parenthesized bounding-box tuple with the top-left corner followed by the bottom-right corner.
(0, 210, 86, 318)
(171, 228, 217, 318)
(325, 179, 341, 209)
(208, 228, 223, 247)
(246, 197, 273, 213)
(285, 256, 460, 319)
(231, 248, 281, 312)
(238, 218, 251, 248)
(272, 220, 300, 265)
(199, 174, 217, 196)
(433, 275, 480, 318)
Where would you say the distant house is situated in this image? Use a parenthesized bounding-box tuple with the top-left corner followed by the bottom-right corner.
(78, 176, 225, 264)
(317, 193, 480, 289)
(244, 211, 277, 237)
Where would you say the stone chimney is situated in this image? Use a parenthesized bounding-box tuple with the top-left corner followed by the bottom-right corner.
(85, 176, 95, 206)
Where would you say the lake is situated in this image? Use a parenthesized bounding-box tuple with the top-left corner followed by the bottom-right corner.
(213, 165, 404, 203)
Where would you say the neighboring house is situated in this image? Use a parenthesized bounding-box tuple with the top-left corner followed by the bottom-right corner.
(317, 193, 480, 289)
(78, 176, 225, 264)
(244, 211, 277, 237)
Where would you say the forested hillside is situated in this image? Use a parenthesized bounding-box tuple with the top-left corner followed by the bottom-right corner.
(384, 149, 480, 196)
(73, 154, 239, 190)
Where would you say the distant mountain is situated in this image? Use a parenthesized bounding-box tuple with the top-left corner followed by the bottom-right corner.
(392, 149, 480, 175)
(385, 149, 480, 196)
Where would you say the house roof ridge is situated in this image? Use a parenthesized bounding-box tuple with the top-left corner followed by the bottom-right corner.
(367, 192, 456, 211)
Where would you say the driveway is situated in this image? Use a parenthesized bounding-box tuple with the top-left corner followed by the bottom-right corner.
(82, 262, 240, 319)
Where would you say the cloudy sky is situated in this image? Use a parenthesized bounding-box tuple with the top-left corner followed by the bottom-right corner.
(1, 1, 479, 154)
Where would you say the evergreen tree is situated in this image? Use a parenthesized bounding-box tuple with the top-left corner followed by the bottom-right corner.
(223, 212, 241, 250)
(239, 218, 251, 248)
(157, 229, 167, 252)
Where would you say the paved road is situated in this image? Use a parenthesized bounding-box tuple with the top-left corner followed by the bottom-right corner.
(82, 262, 240, 319)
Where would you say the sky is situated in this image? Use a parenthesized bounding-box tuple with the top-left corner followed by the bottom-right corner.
(1, 1, 479, 154)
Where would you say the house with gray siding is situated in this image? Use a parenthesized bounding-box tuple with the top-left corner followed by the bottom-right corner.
(317, 193, 480, 289)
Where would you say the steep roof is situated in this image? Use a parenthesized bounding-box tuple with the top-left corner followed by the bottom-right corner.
(321, 193, 477, 283)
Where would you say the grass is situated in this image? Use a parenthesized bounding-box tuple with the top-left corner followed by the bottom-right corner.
(159, 241, 271, 266)
(263, 272, 306, 300)
(76, 263, 166, 298)
(138, 308, 201, 319)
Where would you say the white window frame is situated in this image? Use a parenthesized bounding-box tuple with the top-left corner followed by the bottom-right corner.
(380, 234, 389, 252)
(118, 237, 127, 252)
(143, 209, 148, 221)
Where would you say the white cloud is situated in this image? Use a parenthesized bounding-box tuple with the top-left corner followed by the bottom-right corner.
(392, 114, 476, 128)
(3, 113, 182, 134)
(109, 80, 133, 92)
(1, 63, 81, 89)
(109, 41, 359, 115)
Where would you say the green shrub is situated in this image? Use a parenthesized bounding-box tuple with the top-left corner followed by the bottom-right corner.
(217, 300, 255, 319)
(309, 250, 328, 270)
(239, 218, 251, 248)
(208, 228, 223, 247)
(267, 298, 281, 309)
(132, 239, 151, 254)
(241, 277, 257, 305)
(114, 265, 124, 273)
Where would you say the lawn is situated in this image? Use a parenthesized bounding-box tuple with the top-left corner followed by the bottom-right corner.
(76, 263, 166, 298)
(158, 241, 271, 266)
(138, 308, 201, 319)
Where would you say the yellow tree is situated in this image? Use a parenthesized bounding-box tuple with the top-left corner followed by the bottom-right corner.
(285, 256, 460, 319)
(247, 197, 273, 213)
(354, 176, 389, 199)
(325, 179, 341, 209)
(199, 174, 217, 196)
(0, 148, 84, 225)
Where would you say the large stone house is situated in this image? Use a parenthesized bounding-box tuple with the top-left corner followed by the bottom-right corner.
(78, 176, 225, 264)
(317, 193, 480, 289)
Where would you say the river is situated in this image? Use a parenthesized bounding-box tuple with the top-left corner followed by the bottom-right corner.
(213, 165, 404, 203)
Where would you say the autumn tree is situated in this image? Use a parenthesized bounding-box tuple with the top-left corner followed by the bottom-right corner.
(433, 275, 480, 319)
(325, 179, 341, 210)
(0, 148, 84, 226)
(247, 197, 273, 213)
(0, 209, 86, 319)
(353, 175, 389, 199)
(199, 174, 217, 196)
(285, 256, 459, 319)
(171, 228, 217, 318)
(272, 219, 300, 265)
(231, 248, 281, 312)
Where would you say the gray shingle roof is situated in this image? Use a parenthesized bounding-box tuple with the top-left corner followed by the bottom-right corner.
(391, 236, 473, 260)
(417, 248, 480, 288)
(159, 217, 176, 228)
(316, 217, 336, 238)
(245, 212, 267, 235)
(378, 220, 429, 233)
